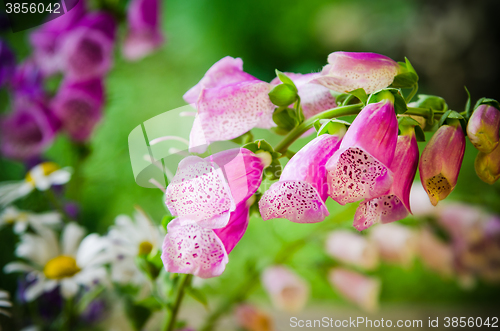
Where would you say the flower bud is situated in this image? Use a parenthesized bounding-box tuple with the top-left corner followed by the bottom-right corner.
(474, 143, 500, 184)
(419, 123, 465, 206)
(467, 104, 500, 153)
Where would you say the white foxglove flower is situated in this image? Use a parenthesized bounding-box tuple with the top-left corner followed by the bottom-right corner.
(0, 206, 62, 234)
(0, 289, 12, 317)
(106, 210, 164, 285)
(4, 223, 109, 301)
(0, 162, 72, 207)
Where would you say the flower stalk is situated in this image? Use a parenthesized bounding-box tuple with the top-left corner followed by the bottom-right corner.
(163, 273, 193, 331)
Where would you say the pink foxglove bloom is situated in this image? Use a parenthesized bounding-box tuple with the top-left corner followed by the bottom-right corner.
(475, 143, 500, 184)
(466, 104, 500, 154)
(325, 230, 379, 269)
(369, 223, 417, 267)
(419, 123, 465, 206)
(235, 304, 274, 331)
(60, 12, 116, 80)
(328, 268, 380, 312)
(417, 228, 454, 277)
(0, 40, 15, 87)
(52, 79, 105, 141)
(123, 0, 165, 61)
(0, 99, 57, 161)
(259, 132, 344, 223)
(353, 131, 419, 230)
(261, 266, 309, 313)
(184, 57, 275, 153)
(326, 99, 398, 205)
(270, 72, 337, 120)
(310, 52, 399, 94)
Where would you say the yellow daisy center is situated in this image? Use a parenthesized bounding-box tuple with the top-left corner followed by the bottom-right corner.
(138, 241, 153, 255)
(26, 162, 60, 186)
(43, 255, 80, 280)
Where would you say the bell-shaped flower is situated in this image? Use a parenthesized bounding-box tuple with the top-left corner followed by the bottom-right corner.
(353, 130, 419, 230)
(419, 122, 465, 206)
(417, 228, 454, 277)
(260, 132, 344, 223)
(369, 223, 417, 267)
(325, 230, 379, 269)
(0, 40, 15, 87)
(184, 57, 275, 153)
(165, 148, 264, 229)
(261, 266, 309, 313)
(60, 12, 116, 80)
(52, 78, 105, 141)
(328, 268, 380, 312)
(326, 99, 398, 205)
(475, 143, 500, 184)
(11, 59, 45, 99)
(235, 304, 274, 331)
(467, 104, 500, 154)
(123, 0, 165, 61)
(162, 199, 251, 278)
(270, 72, 337, 120)
(310, 52, 399, 94)
(0, 98, 58, 161)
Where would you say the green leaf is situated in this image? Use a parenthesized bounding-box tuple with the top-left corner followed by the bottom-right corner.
(330, 91, 350, 106)
(398, 117, 421, 127)
(275, 70, 298, 93)
(438, 109, 453, 127)
(391, 58, 419, 89)
(447, 110, 464, 120)
(473, 97, 500, 112)
(124, 299, 152, 331)
(414, 125, 426, 142)
(136, 296, 163, 311)
(268, 84, 298, 107)
(410, 94, 448, 112)
(348, 88, 368, 105)
(464, 86, 472, 118)
(161, 215, 175, 232)
(185, 286, 209, 309)
(272, 107, 297, 132)
(316, 119, 350, 137)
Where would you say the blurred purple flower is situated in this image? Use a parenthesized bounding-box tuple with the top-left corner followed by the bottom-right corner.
(123, 0, 165, 61)
(80, 298, 106, 324)
(0, 39, 15, 87)
(11, 59, 45, 99)
(51, 78, 104, 141)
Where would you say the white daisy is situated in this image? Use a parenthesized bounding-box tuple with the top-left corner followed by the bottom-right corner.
(106, 210, 164, 285)
(4, 223, 109, 301)
(0, 206, 62, 234)
(0, 289, 12, 317)
(0, 162, 72, 207)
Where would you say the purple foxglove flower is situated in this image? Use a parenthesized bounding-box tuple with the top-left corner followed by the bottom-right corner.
(29, 0, 86, 76)
(161, 201, 251, 278)
(0, 99, 57, 161)
(369, 223, 417, 267)
(165, 148, 264, 229)
(353, 131, 419, 230)
(60, 12, 116, 80)
(467, 104, 500, 154)
(51, 79, 104, 141)
(270, 72, 337, 120)
(0, 40, 15, 87)
(328, 268, 380, 312)
(259, 132, 344, 223)
(419, 123, 465, 206)
(261, 266, 309, 313)
(11, 59, 44, 99)
(475, 143, 500, 184)
(326, 100, 398, 205)
(123, 0, 165, 61)
(325, 230, 379, 269)
(184, 57, 274, 153)
(310, 52, 399, 94)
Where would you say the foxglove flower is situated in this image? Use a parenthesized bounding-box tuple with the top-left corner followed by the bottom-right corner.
(260, 132, 344, 223)
(369, 223, 417, 267)
(235, 304, 274, 331)
(270, 72, 337, 120)
(475, 143, 500, 184)
(184, 57, 275, 153)
(261, 266, 309, 313)
(60, 12, 116, 80)
(52, 78, 105, 141)
(325, 230, 378, 270)
(0, 162, 72, 207)
(353, 131, 419, 230)
(11, 59, 45, 99)
(0, 99, 57, 161)
(419, 123, 465, 206)
(4, 223, 109, 301)
(310, 52, 399, 94)
(326, 99, 398, 205)
(123, 0, 165, 61)
(0, 206, 62, 234)
(417, 228, 454, 277)
(328, 268, 380, 312)
(466, 104, 500, 154)
(0, 40, 15, 87)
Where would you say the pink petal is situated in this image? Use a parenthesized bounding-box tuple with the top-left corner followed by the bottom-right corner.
(325, 230, 378, 269)
(161, 218, 228, 278)
(354, 194, 408, 231)
(370, 223, 417, 267)
(213, 202, 250, 254)
(261, 266, 309, 312)
(328, 268, 380, 312)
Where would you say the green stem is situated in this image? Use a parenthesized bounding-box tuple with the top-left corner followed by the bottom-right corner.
(62, 297, 73, 331)
(163, 274, 192, 331)
(44, 189, 74, 222)
(274, 103, 364, 154)
(405, 83, 418, 103)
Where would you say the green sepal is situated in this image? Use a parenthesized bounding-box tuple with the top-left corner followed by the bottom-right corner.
(414, 125, 426, 142)
(347, 88, 368, 105)
(161, 215, 175, 232)
(464, 86, 472, 119)
(185, 286, 209, 309)
(314, 119, 350, 137)
(242, 139, 282, 180)
(269, 84, 298, 107)
(438, 110, 466, 132)
(367, 88, 407, 114)
(264, 158, 282, 180)
(275, 69, 298, 93)
(473, 97, 500, 112)
(398, 117, 425, 142)
(147, 249, 164, 270)
(231, 131, 254, 145)
(249, 191, 262, 217)
(411, 94, 448, 112)
(272, 106, 297, 134)
(330, 91, 350, 106)
(391, 57, 419, 88)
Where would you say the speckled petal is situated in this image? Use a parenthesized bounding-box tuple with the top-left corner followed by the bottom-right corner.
(354, 194, 408, 231)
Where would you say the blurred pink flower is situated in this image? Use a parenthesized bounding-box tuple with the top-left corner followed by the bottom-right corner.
(325, 230, 379, 269)
(259, 132, 344, 223)
(326, 99, 398, 205)
(310, 52, 399, 94)
(475, 143, 500, 185)
(123, 0, 165, 61)
(328, 268, 380, 312)
(417, 227, 454, 277)
(261, 265, 309, 312)
(235, 304, 274, 331)
(369, 223, 417, 267)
